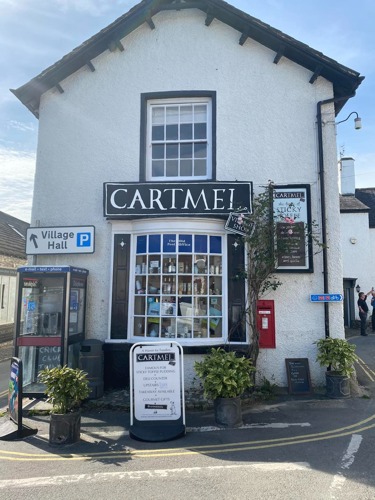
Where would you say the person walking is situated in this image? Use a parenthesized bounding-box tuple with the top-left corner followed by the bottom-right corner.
(358, 290, 372, 336)
(371, 288, 375, 332)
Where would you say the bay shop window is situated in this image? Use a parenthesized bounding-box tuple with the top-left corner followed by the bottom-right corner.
(110, 221, 247, 344)
(133, 233, 223, 341)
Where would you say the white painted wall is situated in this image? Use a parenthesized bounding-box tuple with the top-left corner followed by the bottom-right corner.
(0, 273, 17, 324)
(31, 9, 344, 387)
(341, 210, 373, 319)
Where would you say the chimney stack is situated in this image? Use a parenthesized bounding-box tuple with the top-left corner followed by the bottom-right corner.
(340, 157, 356, 195)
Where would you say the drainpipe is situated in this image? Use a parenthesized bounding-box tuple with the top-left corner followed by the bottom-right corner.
(316, 92, 355, 338)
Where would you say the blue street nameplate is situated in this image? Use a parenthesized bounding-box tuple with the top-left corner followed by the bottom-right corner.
(310, 294, 343, 302)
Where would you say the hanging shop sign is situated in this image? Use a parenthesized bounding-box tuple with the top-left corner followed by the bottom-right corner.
(273, 185, 312, 272)
(225, 212, 254, 236)
(103, 182, 253, 218)
(26, 226, 95, 255)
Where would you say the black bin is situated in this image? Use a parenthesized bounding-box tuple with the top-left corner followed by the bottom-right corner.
(79, 339, 104, 399)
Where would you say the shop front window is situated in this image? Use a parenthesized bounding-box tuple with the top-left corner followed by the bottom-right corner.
(133, 233, 223, 340)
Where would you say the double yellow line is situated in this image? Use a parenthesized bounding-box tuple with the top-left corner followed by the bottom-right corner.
(1, 413, 375, 461)
(356, 355, 375, 382)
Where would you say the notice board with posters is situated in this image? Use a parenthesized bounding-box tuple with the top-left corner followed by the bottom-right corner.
(273, 185, 313, 272)
(129, 342, 185, 442)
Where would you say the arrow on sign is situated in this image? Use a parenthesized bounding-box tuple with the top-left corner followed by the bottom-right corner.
(310, 294, 343, 302)
(29, 234, 38, 248)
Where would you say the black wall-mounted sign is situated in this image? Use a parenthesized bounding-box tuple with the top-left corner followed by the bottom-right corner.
(285, 358, 312, 395)
(104, 182, 253, 218)
(273, 184, 313, 272)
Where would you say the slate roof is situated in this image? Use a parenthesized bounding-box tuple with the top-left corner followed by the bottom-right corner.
(340, 195, 370, 213)
(355, 188, 375, 228)
(11, 0, 364, 118)
(0, 211, 29, 260)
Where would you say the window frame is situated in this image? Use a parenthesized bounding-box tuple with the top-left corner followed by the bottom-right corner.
(127, 219, 228, 346)
(140, 91, 216, 182)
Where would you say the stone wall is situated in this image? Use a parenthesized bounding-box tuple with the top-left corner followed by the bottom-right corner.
(0, 256, 26, 268)
(0, 323, 13, 343)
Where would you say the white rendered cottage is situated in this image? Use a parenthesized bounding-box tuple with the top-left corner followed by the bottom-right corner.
(12, 0, 363, 391)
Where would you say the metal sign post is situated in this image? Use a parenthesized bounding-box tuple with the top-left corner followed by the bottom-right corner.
(129, 342, 185, 442)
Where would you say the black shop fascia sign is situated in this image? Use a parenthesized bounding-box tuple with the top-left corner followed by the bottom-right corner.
(103, 182, 253, 219)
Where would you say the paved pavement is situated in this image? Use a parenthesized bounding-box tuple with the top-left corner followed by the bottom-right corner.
(0, 341, 12, 363)
(1, 327, 374, 446)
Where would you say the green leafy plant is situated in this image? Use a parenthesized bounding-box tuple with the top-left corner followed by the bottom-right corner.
(315, 338, 358, 377)
(252, 376, 278, 401)
(39, 366, 90, 414)
(194, 348, 255, 399)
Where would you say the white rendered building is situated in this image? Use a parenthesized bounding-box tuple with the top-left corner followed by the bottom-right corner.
(12, 0, 364, 390)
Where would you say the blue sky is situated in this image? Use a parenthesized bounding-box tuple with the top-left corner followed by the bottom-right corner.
(1, 0, 374, 222)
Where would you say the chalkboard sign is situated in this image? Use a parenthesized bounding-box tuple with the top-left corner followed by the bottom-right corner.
(285, 358, 312, 395)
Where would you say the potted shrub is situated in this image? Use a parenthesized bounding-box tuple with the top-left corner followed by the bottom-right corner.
(39, 365, 90, 445)
(315, 337, 358, 399)
(194, 348, 255, 427)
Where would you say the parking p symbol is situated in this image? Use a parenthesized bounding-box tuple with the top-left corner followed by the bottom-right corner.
(77, 232, 91, 247)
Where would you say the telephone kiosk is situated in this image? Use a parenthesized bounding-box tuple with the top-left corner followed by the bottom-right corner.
(14, 266, 89, 397)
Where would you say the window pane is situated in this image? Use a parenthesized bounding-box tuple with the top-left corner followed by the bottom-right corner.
(180, 143, 192, 158)
(166, 106, 179, 124)
(152, 160, 164, 177)
(179, 234, 192, 252)
(163, 234, 176, 253)
(194, 159, 206, 176)
(180, 105, 193, 123)
(210, 236, 222, 254)
(152, 125, 164, 141)
(194, 123, 206, 140)
(180, 160, 192, 177)
(195, 235, 207, 253)
(166, 160, 178, 177)
(133, 232, 223, 341)
(194, 143, 206, 159)
(166, 144, 178, 159)
(166, 124, 178, 140)
(152, 107, 164, 125)
(180, 123, 192, 140)
(134, 317, 145, 337)
(137, 235, 147, 254)
(149, 235, 161, 253)
(194, 105, 207, 122)
(148, 98, 211, 180)
(152, 144, 164, 159)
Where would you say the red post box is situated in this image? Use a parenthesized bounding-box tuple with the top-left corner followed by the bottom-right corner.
(257, 299, 276, 348)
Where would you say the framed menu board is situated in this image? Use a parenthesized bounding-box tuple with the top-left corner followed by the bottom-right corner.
(273, 185, 313, 272)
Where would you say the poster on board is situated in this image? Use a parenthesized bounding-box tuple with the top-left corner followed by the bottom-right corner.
(273, 185, 312, 272)
(130, 342, 185, 442)
(1, 358, 36, 441)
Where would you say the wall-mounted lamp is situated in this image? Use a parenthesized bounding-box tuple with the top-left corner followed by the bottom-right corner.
(356, 284, 361, 293)
(336, 111, 362, 130)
